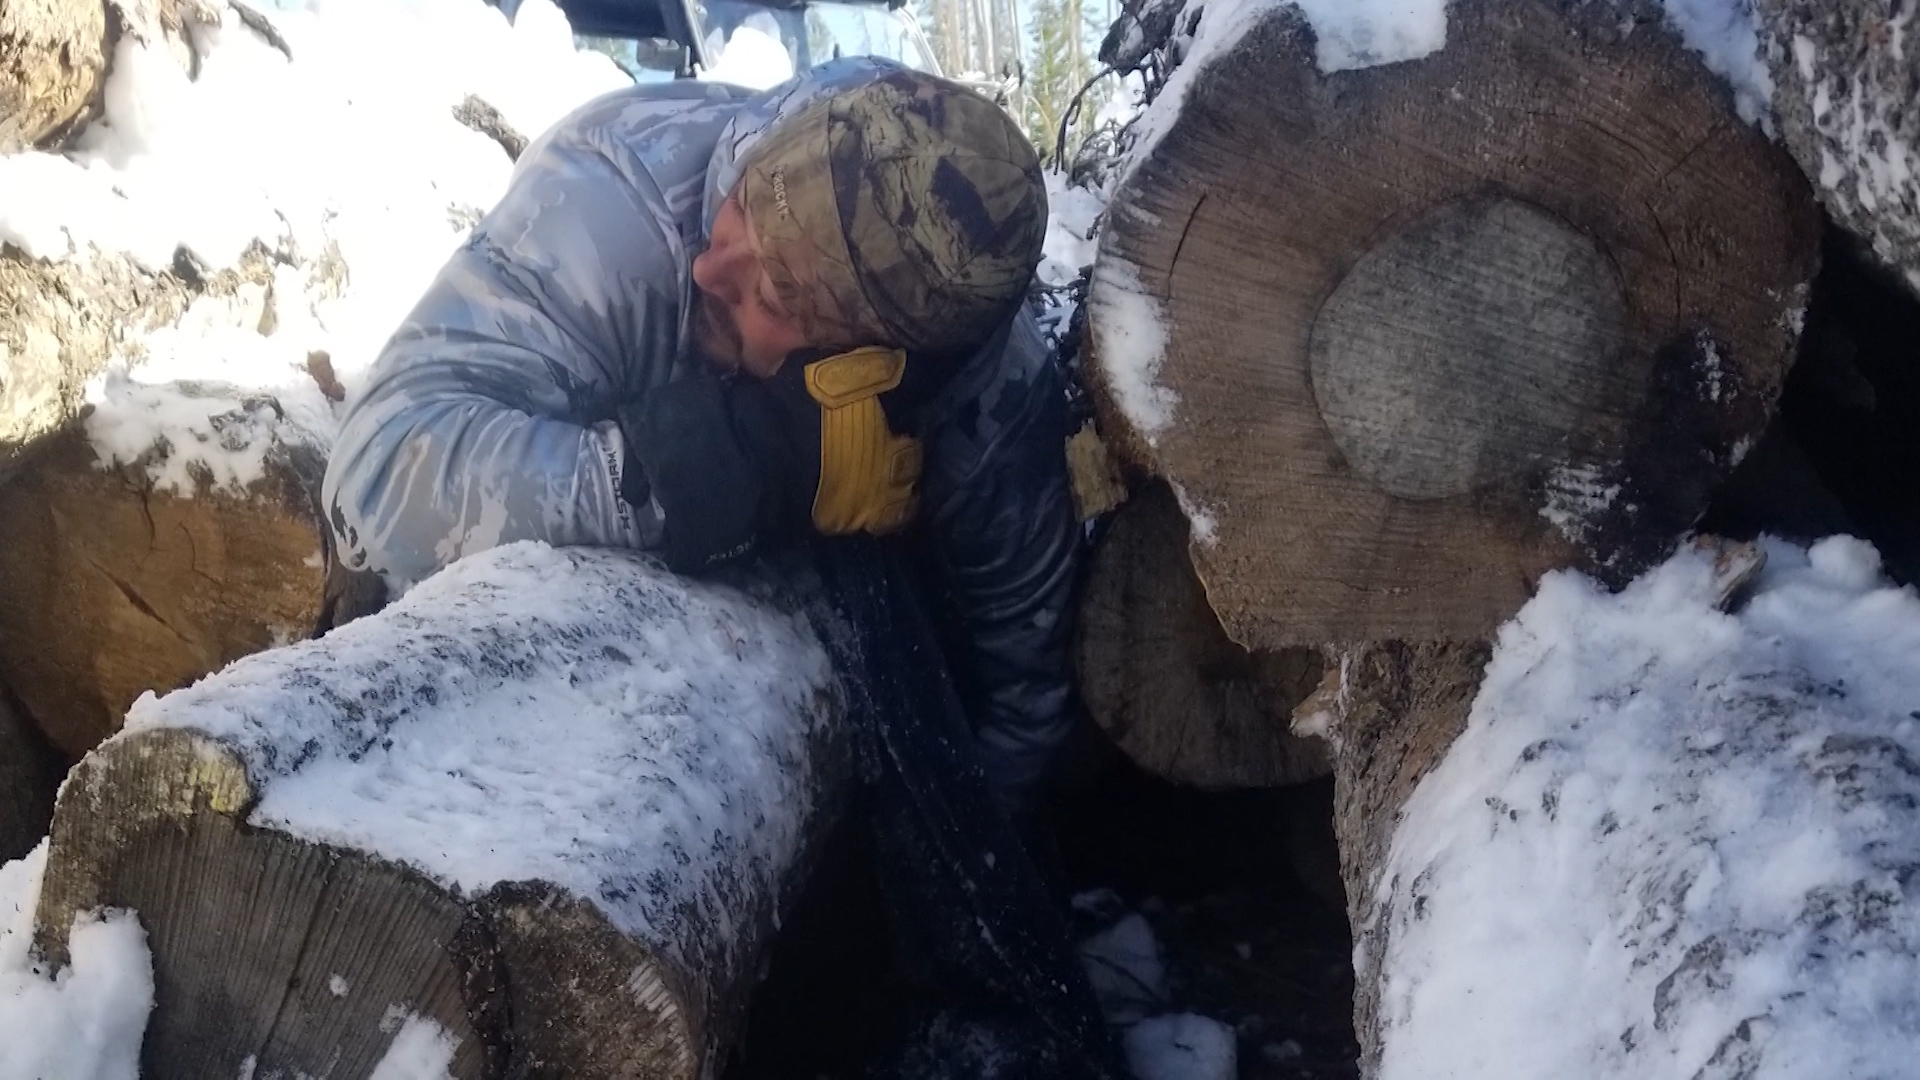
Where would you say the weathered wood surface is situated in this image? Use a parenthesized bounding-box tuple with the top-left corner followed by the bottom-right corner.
(34, 544, 846, 1079)
(0, 424, 327, 758)
(1087, 0, 1820, 653)
(1759, 0, 1920, 295)
(1077, 481, 1329, 789)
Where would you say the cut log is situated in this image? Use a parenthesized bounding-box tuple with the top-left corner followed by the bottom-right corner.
(1344, 539, 1920, 1076)
(1077, 481, 1329, 789)
(0, 250, 278, 486)
(0, 421, 327, 758)
(34, 543, 847, 1078)
(1086, 0, 1821, 653)
(0, 680, 63, 862)
(0, 0, 109, 151)
(1315, 540, 1763, 1070)
(1759, 0, 1920, 295)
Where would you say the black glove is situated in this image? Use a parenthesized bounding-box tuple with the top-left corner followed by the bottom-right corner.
(621, 348, 935, 573)
(618, 363, 812, 572)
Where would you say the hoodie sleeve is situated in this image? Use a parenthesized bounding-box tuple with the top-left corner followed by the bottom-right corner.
(322, 110, 694, 588)
(919, 309, 1081, 811)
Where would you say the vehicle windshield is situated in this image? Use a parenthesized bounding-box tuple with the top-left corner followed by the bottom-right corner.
(697, 0, 938, 82)
(575, 34, 686, 83)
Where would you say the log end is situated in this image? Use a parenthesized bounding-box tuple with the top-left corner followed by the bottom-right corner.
(1078, 482, 1332, 789)
(29, 705, 741, 1078)
(1088, 0, 1821, 651)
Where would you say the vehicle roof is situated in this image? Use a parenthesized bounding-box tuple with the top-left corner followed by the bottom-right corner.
(530, 0, 903, 40)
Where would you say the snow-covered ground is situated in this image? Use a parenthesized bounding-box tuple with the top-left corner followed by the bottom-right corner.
(1075, 889, 1239, 1080)
(0, 846, 151, 1080)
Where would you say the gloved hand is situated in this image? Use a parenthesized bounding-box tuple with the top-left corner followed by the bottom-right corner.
(619, 347, 925, 572)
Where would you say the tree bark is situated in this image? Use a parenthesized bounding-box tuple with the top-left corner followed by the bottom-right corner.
(33, 546, 847, 1079)
(1758, 0, 1920, 296)
(1077, 481, 1329, 789)
(1086, 0, 1821, 654)
(1322, 640, 1490, 1067)
(0, 421, 328, 759)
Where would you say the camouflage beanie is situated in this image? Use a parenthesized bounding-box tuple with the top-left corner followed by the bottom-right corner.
(736, 68, 1047, 352)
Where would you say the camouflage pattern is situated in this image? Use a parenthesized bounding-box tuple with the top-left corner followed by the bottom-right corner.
(737, 68, 1047, 351)
(322, 59, 1078, 804)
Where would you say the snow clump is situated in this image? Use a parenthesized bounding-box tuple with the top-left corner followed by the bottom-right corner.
(0, 843, 154, 1080)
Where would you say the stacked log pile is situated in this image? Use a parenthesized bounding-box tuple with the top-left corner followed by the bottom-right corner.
(0, 0, 336, 847)
(1068, 0, 1828, 1067)
(2, 0, 1916, 1074)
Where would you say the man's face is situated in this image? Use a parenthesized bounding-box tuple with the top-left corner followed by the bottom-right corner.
(691, 194, 813, 379)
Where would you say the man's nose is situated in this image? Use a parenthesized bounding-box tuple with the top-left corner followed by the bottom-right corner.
(693, 240, 752, 304)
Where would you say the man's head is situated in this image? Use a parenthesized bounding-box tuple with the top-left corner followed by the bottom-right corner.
(691, 68, 1047, 378)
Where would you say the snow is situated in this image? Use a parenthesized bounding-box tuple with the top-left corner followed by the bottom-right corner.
(1073, 889, 1240, 1080)
(1170, 481, 1217, 546)
(1372, 536, 1920, 1079)
(1656, 0, 1774, 127)
(1539, 463, 1624, 547)
(701, 25, 797, 91)
(1080, 911, 1169, 1025)
(1113, 0, 1775, 197)
(1088, 259, 1176, 446)
(1039, 170, 1107, 290)
(1123, 1013, 1238, 1080)
(1291, 0, 1447, 73)
(0, 843, 154, 1080)
(0, 0, 628, 496)
(119, 542, 839, 958)
(1119, 0, 1285, 186)
(370, 1010, 459, 1080)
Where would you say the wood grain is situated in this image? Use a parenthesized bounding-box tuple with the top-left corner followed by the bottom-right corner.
(1088, 0, 1821, 649)
(1077, 482, 1330, 789)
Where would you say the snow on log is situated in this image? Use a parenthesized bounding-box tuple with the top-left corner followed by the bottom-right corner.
(1076, 481, 1329, 789)
(1086, 0, 1820, 652)
(1356, 537, 1920, 1077)
(1758, 0, 1920, 295)
(0, 406, 327, 760)
(0, 0, 109, 151)
(0, 249, 279, 486)
(32, 542, 846, 1078)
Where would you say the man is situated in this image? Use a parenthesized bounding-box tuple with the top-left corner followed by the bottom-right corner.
(322, 61, 1079, 817)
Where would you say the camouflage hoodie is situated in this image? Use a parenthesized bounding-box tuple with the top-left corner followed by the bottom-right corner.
(322, 59, 1078, 803)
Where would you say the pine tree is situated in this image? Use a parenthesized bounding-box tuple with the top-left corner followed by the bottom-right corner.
(1023, 0, 1111, 163)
